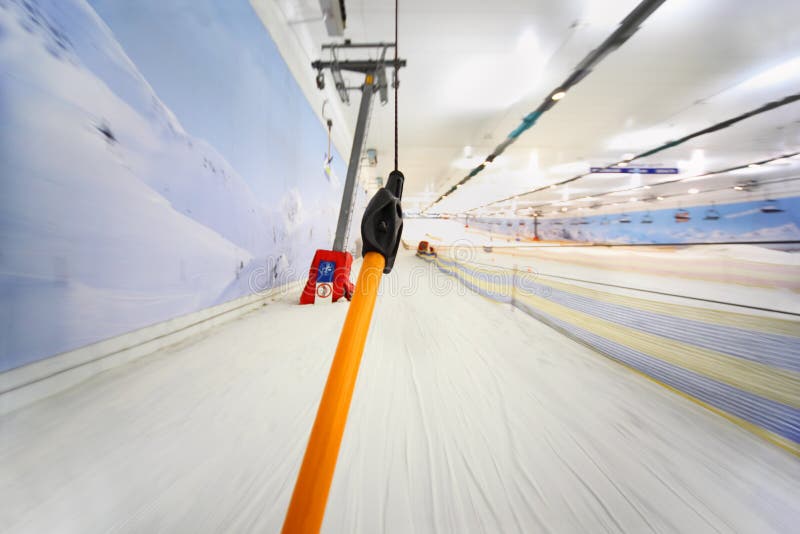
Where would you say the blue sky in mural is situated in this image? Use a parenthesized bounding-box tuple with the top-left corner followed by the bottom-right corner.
(475, 196, 800, 244)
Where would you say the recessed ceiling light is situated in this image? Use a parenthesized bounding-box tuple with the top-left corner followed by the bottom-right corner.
(748, 163, 759, 168)
(560, 206, 568, 212)
(656, 196, 665, 200)
(733, 185, 744, 190)
(551, 91, 566, 101)
(688, 188, 699, 194)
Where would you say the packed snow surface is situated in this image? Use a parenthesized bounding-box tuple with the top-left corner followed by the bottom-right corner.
(1, 254, 798, 533)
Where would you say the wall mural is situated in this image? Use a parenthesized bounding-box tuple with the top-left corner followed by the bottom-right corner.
(473, 196, 800, 245)
(0, 0, 349, 370)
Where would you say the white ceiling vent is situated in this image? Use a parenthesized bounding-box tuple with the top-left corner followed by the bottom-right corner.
(318, 0, 346, 37)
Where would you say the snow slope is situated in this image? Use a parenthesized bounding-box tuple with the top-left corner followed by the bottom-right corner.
(1, 253, 798, 532)
(0, 0, 322, 370)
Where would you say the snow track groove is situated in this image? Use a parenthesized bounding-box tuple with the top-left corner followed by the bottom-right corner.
(1, 254, 799, 532)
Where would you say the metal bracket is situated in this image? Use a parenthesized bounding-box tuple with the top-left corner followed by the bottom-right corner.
(314, 42, 406, 253)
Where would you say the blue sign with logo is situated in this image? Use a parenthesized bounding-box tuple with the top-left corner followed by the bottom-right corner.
(317, 261, 336, 283)
(590, 167, 679, 174)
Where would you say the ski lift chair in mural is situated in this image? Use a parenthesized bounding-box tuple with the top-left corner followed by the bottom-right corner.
(703, 206, 721, 220)
(674, 209, 691, 223)
(760, 199, 784, 213)
(618, 214, 632, 224)
(579, 217, 590, 225)
(641, 213, 653, 224)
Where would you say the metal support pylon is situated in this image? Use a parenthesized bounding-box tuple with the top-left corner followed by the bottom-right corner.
(332, 75, 375, 251)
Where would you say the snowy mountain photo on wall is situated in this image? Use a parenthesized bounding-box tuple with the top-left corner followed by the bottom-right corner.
(0, 0, 346, 371)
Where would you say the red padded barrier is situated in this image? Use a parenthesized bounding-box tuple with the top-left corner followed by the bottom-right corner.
(299, 250, 355, 304)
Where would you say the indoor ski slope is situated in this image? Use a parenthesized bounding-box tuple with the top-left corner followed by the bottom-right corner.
(2, 253, 799, 533)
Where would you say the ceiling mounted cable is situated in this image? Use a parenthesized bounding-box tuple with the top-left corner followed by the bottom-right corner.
(393, 0, 399, 172)
(473, 92, 800, 213)
(515, 151, 800, 214)
(424, 0, 669, 212)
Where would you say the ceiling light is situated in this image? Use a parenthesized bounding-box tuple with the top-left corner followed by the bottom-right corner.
(643, 185, 651, 189)
(656, 196, 664, 200)
(622, 153, 634, 161)
(551, 91, 566, 101)
(688, 188, 699, 194)
(560, 206, 568, 212)
(748, 163, 759, 168)
(733, 185, 744, 191)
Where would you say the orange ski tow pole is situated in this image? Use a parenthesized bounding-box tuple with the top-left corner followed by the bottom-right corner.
(282, 170, 404, 534)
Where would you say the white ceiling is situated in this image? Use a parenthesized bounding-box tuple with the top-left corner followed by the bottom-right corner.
(252, 0, 800, 217)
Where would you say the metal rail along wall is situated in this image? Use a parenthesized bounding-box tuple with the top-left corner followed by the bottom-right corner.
(417, 252, 800, 456)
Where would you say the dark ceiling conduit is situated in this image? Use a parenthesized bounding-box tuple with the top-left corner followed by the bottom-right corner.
(511, 151, 800, 215)
(425, 0, 669, 211)
(475, 92, 800, 212)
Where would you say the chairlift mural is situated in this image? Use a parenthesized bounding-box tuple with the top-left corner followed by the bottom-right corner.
(761, 199, 784, 213)
(471, 196, 799, 244)
(674, 209, 690, 223)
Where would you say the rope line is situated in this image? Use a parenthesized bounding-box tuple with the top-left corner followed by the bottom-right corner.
(393, 0, 399, 171)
